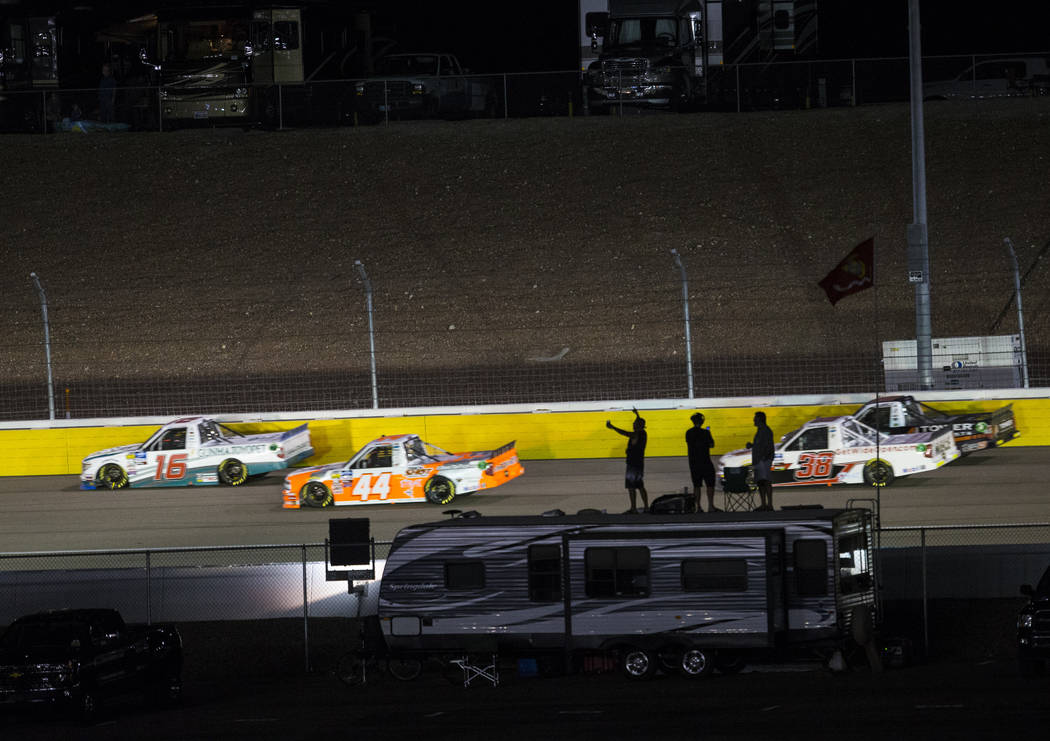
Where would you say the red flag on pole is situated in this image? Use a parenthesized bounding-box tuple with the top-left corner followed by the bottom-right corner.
(819, 238, 875, 305)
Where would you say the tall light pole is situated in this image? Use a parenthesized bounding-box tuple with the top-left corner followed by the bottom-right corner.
(29, 272, 55, 420)
(670, 249, 694, 399)
(354, 260, 378, 409)
(907, 0, 934, 390)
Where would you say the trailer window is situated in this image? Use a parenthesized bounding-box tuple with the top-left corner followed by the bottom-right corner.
(837, 532, 872, 595)
(681, 559, 748, 592)
(584, 547, 649, 598)
(444, 561, 485, 590)
(794, 539, 828, 596)
(528, 545, 562, 602)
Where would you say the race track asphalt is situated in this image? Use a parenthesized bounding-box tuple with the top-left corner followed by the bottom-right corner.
(0, 446, 1047, 552)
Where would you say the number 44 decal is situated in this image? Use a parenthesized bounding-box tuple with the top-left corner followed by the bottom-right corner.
(795, 451, 835, 480)
(352, 472, 391, 500)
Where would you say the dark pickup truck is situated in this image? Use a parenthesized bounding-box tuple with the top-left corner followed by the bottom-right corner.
(0, 608, 182, 718)
(852, 395, 1019, 454)
(1018, 566, 1050, 676)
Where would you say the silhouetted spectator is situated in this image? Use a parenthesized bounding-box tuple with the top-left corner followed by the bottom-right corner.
(748, 411, 775, 511)
(607, 407, 648, 513)
(686, 412, 719, 513)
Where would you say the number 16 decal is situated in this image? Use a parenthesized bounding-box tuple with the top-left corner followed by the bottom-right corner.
(155, 453, 188, 480)
(795, 451, 835, 480)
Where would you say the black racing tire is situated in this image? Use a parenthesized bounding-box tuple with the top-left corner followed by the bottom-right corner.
(620, 646, 656, 680)
(862, 459, 895, 487)
(679, 648, 713, 677)
(217, 458, 248, 486)
(387, 656, 423, 681)
(96, 463, 129, 490)
(301, 481, 333, 508)
(424, 476, 456, 505)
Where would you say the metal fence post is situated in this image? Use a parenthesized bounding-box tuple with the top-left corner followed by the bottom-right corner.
(1005, 237, 1030, 388)
(354, 260, 379, 409)
(670, 249, 694, 398)
(920, 526, 928, 657)
(302, 544, 310, 673)
(146, 549, 152, 625)
(736, 65, 741, 113)
(851, 58, 857, 106)
(29, 273, 55, 420)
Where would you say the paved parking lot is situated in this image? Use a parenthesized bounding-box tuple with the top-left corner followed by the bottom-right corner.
(4, 656, 1048, 740)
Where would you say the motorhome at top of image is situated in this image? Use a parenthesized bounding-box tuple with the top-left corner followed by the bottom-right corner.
(128, 3, 366, 126)
(377, 507, 877, 676)
(578, 1, 819, 109)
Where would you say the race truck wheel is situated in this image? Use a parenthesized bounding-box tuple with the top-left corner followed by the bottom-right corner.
(301, 481, 333, 508)
(862, 459, 895, 487)
(217, 458, 248, 486)
(96, 463, 129, 489)
(424, 476, 456, 505)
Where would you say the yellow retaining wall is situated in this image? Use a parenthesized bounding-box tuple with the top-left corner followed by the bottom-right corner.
(1, 397, 1047, 477)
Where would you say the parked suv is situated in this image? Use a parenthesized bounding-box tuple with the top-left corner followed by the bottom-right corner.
(1018, 565, 1050, 676)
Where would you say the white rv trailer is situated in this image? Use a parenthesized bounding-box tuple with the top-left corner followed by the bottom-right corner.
(377, 508, 877, 676)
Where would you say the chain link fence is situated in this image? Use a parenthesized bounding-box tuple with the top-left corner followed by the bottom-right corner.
(3, 53, 1049, 133)
(3, 251, 1047, 420)
(879, 523, 1050, 660)
(2, 526, 1048, 673)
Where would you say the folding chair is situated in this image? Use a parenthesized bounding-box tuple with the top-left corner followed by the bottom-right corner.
(722, 466, 757, 512)
(449, 654, 500, 687)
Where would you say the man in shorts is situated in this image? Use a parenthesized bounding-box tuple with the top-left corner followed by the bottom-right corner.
(748, 410, 775, 511)
(686, 412, 719, 513)
(607, 407, 648, 513)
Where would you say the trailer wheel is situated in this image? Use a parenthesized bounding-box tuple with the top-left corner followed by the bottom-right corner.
(679, 648, 713, 677)
(425, 476, 456, 505)
(620, 647, 656, 679)
(387, 656, 423, 681)
(218, 458, 248, 486)
(96, 463, 129, 489)
(862, 459, 894, 487)
(301, 481, 333, 508)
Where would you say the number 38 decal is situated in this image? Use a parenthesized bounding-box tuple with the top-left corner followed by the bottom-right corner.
(795, 451, 835, 480)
